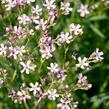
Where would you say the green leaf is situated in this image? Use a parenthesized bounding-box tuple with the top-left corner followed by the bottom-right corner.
(89, 15, 108, 21)
(89, 24, 105, 38)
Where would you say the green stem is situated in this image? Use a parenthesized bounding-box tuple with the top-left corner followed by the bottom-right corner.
(11, 70, 17, 82)
(33, 98, 42, 109)
(24, 101, 30, 109)
(38, 58, 44, 73)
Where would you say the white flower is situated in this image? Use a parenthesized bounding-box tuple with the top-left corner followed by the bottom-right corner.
(57, 99, 71, 109)
(39, 36, 55, 59)
(5, 0, 16, 11)
(20, 60, 36, 74)
(40, 43, 55, 60)
(29, 29, 34, 36)
(30, 16, 39, 23)
(17, 90, 31, 102)
(40, 47, 54, 59)
(13, 26, 26, 39)
(76, 57, 89, 69)
(32, 5, 42, 15)
(78, 73, 87, 84)
(57, 32, 72, 44)
(18, 14, 30, 25)
(35, 19, 47, 30)
(43, 0, 56, 10)
(47, 63, 59, 73)
(60, 2, 72, 15)
(90, 48, 104, 61)
(8, 46, 19, 59)
(77, 73, 92, 89)
(0, 44, 7, 56)
(29, 82, 41, 95)
(17, 46, 26, 56)
(69, 23, 83, 35)
(47, 89, 59, 100)
(77, 4, 89, 17)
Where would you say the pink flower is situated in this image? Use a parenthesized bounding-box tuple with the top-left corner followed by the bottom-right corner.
(57, 32, 72, 44)
(90, 48, 104, 61)
(8, 46, 19, 59)
(60, 2, 72, 15)
(35, 19, 47, 30)
(0, 44, 7, 56)
(32, 5, 42, 15)
(17, 90, 31, 102)
(57, 99, 71, 109)
(5, 0, 16, 11)
(20, 60, 36, 74)
(18, 14, 30, 25)
(47, 63, 59, 73)
(69, 23, 83, 35)
(76, 57, 89, 69)
(13, 26, 26, 39)
(77, 73, 92, 89)
(77, 4, 89, 17)
(43, 0, 56, 10)
(47, 89, 59, 100)
(29, 82, 41, 95)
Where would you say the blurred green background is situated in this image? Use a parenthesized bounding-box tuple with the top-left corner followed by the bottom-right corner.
(0, 0, 109, 109)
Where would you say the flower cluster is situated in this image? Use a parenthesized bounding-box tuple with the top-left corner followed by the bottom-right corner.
(1, 0, 35, 11)
(0, 0, 105, 109)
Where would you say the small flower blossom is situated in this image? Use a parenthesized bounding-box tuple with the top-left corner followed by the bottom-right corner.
(56, 32, 72, 44)
(20, 60, 36, 74)
(40, 48, 54, 59)
(39, 35, 55, 59)
(47, 62, 66, 79)
(0, 44, 7, 56)
(72, 51, 78, 60)
(32, 5, 42, 15)
(29, 82, 41, 95)
(47, 89, 59, 100)
(69, 23, 83, 35)
(8, 89, 16, 98)
(30, 16, 39, 23)
(77, 73, 92, 89)
(18, 14, 30, 25)
(5, 0, 16, 11)
(76, 57, 89, 69)
(35, 89, 45, 98)
(8, 46, 19, 59)
(48, 9, 58, 24)
(47, 63, 59, 73)
(90, 48, 104, 61)
(35, 19, 48, 30)
(43, 0, 56, 10)
(29, 29, 34, 36)
(17, 90, 31, 102)
(13, 26, 26, 39)
(57, 99, 71, 109)
(77, 4, 89, 17)
(60, 2, 72, 15)
(16, 46, 26, 56)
